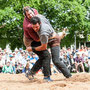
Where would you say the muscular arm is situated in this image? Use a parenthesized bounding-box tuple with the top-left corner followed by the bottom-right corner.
(35, 43, 47, 51)
(26, 43, 47, 52)
(26, 34, 48, 52)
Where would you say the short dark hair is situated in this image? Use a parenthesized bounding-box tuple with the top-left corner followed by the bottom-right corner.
(23, 6, 34, 16)
(30, 16, 41, 25)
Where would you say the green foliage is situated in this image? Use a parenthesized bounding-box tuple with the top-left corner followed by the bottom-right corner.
(0, 0, 89, 49)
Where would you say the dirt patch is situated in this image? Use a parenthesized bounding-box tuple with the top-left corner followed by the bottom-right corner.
(0, 73, 90, 90)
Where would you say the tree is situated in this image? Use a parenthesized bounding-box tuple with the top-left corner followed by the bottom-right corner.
(0, 0, 89, 49)
(38, 0, 89, 47)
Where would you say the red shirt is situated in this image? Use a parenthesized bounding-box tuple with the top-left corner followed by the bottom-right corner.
(23, 9, 39, 41)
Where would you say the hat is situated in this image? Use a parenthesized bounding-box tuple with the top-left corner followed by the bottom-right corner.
(19, 48, 22, 51)
(9, 54, 13, 57)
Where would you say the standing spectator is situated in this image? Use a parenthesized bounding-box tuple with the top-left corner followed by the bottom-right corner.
(79, 45, 84, 52)
(2, 49, 8, 64)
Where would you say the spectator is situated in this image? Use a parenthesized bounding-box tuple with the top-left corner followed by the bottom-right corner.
(2, 61, 13, 74)
(59, 50, 64, 60)
(0, 55, 5, 73)
(67, 47, 71, 60)
(82, 53, 88, 62)
(8, 54, 16, 73)
(72, 49, 76, 56)
(26, 59, 33, 69)
(79, 45, 84, 52)
(69, 54, 76, 72)
(88, 48, 90, 59)
(29, 53, 38, 65)
(84, 58, 90, 72)
(62, 55, 71, 72)
(16, 62, 24, 74)
(22, 63, 30, 73)
(75, 53, 85, 73)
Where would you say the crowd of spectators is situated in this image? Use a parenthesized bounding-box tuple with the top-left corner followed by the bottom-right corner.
(59, 45, 90, 73)
(0, 45, 90, 75)
(0, 48, 38, 74)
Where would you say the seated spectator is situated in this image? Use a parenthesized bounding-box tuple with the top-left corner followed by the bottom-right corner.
(30, 53, 38, 65)
(26, 59, 33, 69)
(20, 52, 27, 67)
(2, 61, 13, 74)
(62, 54, 71, 72)
(22, 63, 30, 73)
(82, 53, 88, 62)
(59, 50, 64, 60)
(75, 53, 85, 73)
(0, 55, 5, 73)
(72, 49, 76, 56)
(67, 47, 72, 60)
(84, 58, 90, 72)
(9, 54, 16, 73)
(16, 62, 24, 74)
(88, 48, 90, 59)
(69, 54, 76, 72)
